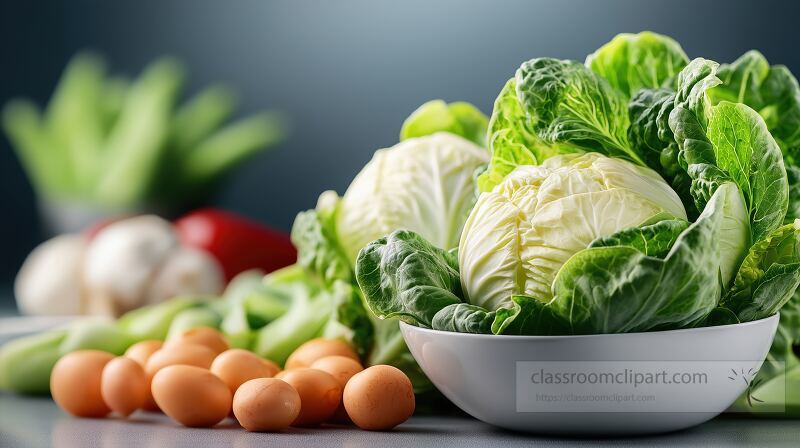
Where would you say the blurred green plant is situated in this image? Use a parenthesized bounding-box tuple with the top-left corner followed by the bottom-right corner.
(2, 53, 286, 210)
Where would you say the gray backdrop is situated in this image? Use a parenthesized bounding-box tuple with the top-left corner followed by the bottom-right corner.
(1, 0, 798, 299)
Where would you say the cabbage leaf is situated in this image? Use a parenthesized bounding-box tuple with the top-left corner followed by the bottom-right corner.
(586, 31, 689, 99)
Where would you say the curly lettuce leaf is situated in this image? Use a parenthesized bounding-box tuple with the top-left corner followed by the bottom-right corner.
(356, 230, 462, 328)
(722, 221, 800, 321)
(708, 51, 800, 152)
(479, 79, 539, 191)
(480, 58, 642, 192)
(586, 31, 689, 99)
(516, 58, 640, 163)
(627, 88, 697, 218)
(431, 295, 570, 336)
(319, 280, 374, 358)
(492, 296, 570, 335)
(588, 218, 689, 258)
(431, 303, 495, 334)
(670, 58, 788, 244)
(400, 100, 488, 147)
(787, 164, 800, 222)
(291, 191, 352, 286)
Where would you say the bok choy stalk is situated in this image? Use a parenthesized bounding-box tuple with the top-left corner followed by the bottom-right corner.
(2, 53, 285, 214)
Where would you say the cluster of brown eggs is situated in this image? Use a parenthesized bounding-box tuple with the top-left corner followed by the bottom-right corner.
(49, 328, 415, 431)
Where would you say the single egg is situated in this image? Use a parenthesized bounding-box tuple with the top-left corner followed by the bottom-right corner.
(144, 343, 217, 412)
(279, 368, 341, 426)
(151, 365, 232, 427)
(285, 338, 358, 370)
(233, 378, 301, 431)
(210, 349, 280, 394)
(51, 350, 114, 418)
(310, 355, 363, 422)
(124, 340, 163, 367)
(343, 365, 415, 430)
(124, 340, 164, 411)
(101, 357, 147, 417)
(166, 327, 229, 356)
(145, 343, 216, 377)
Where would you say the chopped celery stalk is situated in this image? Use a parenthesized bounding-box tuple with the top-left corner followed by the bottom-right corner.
(45, 53, 106, 193)
(172, 85, 236, 152)
(96, 58, 184, 206)
(0, 330, 67, 395)
(2, 53, 285, 209)
(165, 307, 222, 340)
(117, 296, 205, 341)
(2, 100, 67, 194)
(99, 76, 130, 134)
(183, 112, 285, 187)
(58, 319, 135, 355)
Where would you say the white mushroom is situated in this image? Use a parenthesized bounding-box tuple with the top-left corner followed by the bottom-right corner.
(82, 215, 177, 316)
(14, 234, 87, 315)
(146, 246, 224, 304)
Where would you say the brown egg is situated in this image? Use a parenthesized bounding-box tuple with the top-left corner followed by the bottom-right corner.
(343, 365, 415, 430)
(51, 350, 114, 418)
(145, 343, 216, 377)
(143, 344, 217, 412)
(273, 369, 290, 380)
(285, 338, 358, 370)
(279, 368, 341, 426)
(151, 365, 232, 427)
(124, 340, 164, 411)
(124, 340, 163, 367)
(101, 357, 147, 417)
(233, 378, 301, 431)
(310, 356, 363, 422)
(166, 327, 229, 356)
(210, 349, 281, 394)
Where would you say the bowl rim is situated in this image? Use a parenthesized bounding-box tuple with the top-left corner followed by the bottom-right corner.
(399, 312, 779, 340)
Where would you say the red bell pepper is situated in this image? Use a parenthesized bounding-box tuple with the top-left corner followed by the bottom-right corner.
(174, 208, 297, 282)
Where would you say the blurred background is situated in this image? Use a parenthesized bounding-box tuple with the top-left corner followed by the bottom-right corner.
(1, 0, 799, 300)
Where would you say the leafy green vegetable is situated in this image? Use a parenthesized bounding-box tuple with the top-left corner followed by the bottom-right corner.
(251, 266, 335, 365)
(2, 53, 285, 210)
(550, 183, 741, 333)
(588, 219, 689, 258)
(165, 307, 222, 341)
(400, 100, 489, 146)
(336, 132, 488, 263)
(627, 88, 697, 217)
(586, 31, 689, 99)
(708, 51, 800, 152)
(670, 58, 788, 244)
(319, 281, 374, 358)
(291, 192, 352, 286)
(116, 296, 205, 341)
(722, 221, 800, 321)
(58, 319, 135, 355)
(517, 58, 639, 162)
(431, 303, 495, 334)
(492, 295, 571, 335)
(356, 230, 463, 328)
(0, 331, 67, 395)
(461, 153, 687, 310)
(478, 78, 566, 191)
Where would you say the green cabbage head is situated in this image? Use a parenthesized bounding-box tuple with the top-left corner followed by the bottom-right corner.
(337, 132, 489, 262)
(459, 152, 687, 310)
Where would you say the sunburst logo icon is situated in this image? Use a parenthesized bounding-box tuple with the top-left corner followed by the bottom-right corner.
(728, 367, 764, 407)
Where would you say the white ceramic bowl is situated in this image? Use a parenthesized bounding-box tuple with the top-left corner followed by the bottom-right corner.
(401, 314, 779, 435)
